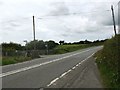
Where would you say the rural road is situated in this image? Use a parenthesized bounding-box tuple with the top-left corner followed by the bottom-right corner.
(1, 46, 103, 89)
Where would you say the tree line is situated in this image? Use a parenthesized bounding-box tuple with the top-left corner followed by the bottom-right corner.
(59, 39, 107, 45)
(1, 39, 107, 52)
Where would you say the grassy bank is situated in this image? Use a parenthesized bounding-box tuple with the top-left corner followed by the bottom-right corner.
(1, 56, 32, 65)
(95, 35, 120, 88)
(53, 43, 102, 54)
(53, 44, 87, 54)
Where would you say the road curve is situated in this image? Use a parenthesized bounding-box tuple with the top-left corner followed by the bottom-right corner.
(2, 46, 102, 88)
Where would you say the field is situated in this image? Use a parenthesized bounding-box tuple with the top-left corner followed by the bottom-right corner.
(53, 44, 89, 54)
(53, 43, 103, 54)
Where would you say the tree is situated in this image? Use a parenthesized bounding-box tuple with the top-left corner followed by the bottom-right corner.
(84, 40, 92, 44)
(2, 42, 24, 51)
(59, 41, 64, 45)
(45, 40, 58, 49)
(79, 41, 85, 44)
(26, 40, 58, 50)
(26, 40, 46, 50)
(2, 42, 24, 56)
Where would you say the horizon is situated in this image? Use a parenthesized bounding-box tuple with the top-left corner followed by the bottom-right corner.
(0, 0, 119, 45)
(0, 38, 109, 46)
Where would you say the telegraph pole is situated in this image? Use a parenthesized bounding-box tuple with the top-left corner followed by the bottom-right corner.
(118, 1, 120, 34)
(33, 16, 36, 50)
(111, 5, 117, 35)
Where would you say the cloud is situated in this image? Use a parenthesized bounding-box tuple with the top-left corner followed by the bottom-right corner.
(0, 1, 3, 5)
(0, 17, 31, 29)
(0, 0, 118, 44)
(87, 2, 119, 26)
(48, 2, 70, 16)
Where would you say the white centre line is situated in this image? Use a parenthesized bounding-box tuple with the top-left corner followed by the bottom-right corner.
(47, 78, 59, 87)
(47, 53, 95, 87)
(72, 66, 76, 70)
(1, 49, 92, 78)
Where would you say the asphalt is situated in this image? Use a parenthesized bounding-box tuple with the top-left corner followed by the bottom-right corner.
(2, 46, 103, 88)
(48, 57, 103, 88)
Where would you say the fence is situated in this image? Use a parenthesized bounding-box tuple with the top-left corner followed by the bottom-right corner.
(2, 49, 56, 58)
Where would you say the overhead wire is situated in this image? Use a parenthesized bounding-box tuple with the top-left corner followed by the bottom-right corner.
(37, 1, 120, 20)
(114, 1, 119, 8)
(36, 2, 119, 35)
(37, 9, 111, 20)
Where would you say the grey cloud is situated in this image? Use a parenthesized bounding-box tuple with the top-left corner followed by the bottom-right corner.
(100, 11, 118, 26)
(49, 2, 70, 16)
(61, 33, 70, 37)
(0, 17, 31, 31)
(87, 2, 118, 27)
(0, 0, 118, 44)
(0, 1, 3, 5)
(7, 20, 21, 27)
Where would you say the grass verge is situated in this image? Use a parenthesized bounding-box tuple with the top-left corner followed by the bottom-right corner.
(53, 43, 102, 54)
(95, 35, 120, 88)
(1, 56, 32, 65)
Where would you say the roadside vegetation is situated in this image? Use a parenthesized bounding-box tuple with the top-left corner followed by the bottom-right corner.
(53, 44, 87, 54)
(1, 39, 106, 65)
(53, 43, 102, 54)
(95, 34, 120, 88)
(2, 56, 32, 65)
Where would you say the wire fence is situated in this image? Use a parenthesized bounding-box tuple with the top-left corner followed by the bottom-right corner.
(2, 49, 56, 58)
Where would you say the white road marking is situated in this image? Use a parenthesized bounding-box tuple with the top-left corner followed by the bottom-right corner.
(66, 69, 72, 74)
(47, 78, 59, 87)
(76, 64, 79, 67)
(47, 52, 95, 87)
(1, 49, 92, 77)
(48, 69, 72, 87)
(59, 73, 67, 78)
(72, 66, 76, 70)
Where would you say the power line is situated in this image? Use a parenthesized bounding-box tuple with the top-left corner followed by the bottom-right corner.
(37, 9, 110, 20)
(114, 2, 119, 8)
(37, 1, 120, 19)
(114, 1, 120, 9)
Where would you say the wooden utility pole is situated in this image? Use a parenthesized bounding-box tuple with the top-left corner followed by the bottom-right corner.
(33, 16, 36, 50)
(118, 1, 120, 34)
(111, 5, 117, 35)
(33, 16, 36, 41)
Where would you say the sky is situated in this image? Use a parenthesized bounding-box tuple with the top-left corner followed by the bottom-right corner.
(0, 0, 119, 45)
